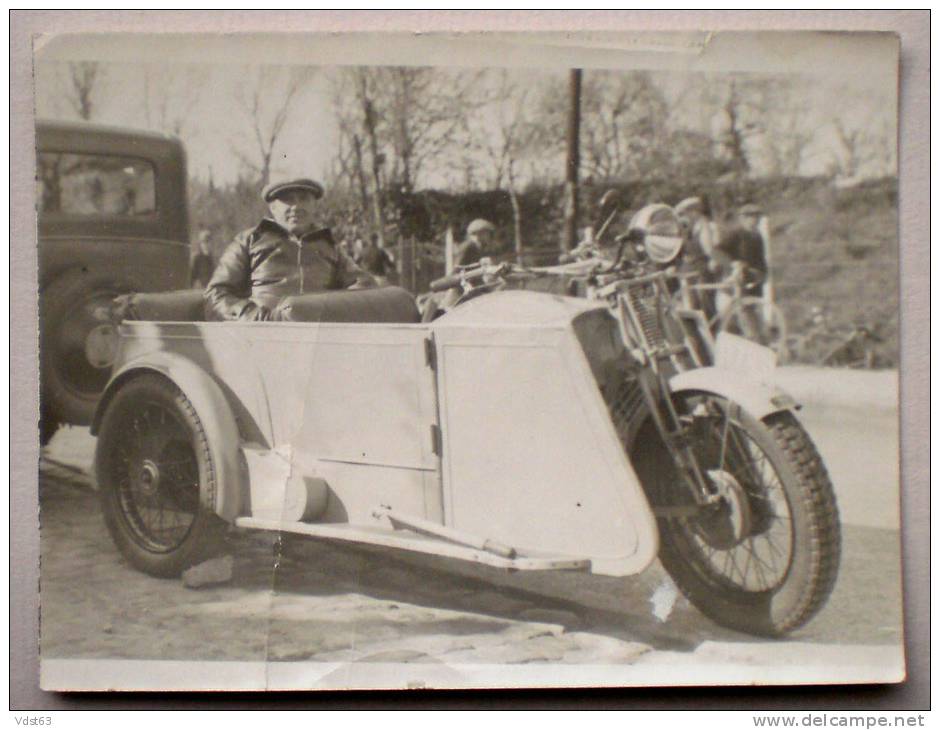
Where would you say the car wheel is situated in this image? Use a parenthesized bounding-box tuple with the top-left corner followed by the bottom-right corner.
(40, 270, 130, 426)
(96, 374, 226, 577)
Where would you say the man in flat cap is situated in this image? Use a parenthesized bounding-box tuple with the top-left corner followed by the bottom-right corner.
(713, 203, 770, 337)
(456, 218, 496, 268)
(205, 178, 375, 321)
(714, 203, 768, 294)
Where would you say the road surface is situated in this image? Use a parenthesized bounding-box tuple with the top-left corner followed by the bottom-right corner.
(38, 392, 904, 689)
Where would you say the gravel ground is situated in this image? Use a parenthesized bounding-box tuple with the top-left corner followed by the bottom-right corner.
(39, 469, 902, 668)
(37, 370, 905, 686)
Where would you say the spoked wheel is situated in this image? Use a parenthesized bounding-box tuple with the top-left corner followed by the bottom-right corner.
(634, 394, 840, 636)
(96, 374, 225, 577)
(718, 297, 787, 359)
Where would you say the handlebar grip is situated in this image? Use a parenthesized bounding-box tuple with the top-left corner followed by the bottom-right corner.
(429, 272, 465, 292)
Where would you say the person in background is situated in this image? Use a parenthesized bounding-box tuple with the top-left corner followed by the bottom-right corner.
(714, 203, 768, 294)
(712, 203, 769, 337)
(204, 178, 375, 321)
(676, 197, 721, 267)
(190, 230, 215, 289)
(360, 233, 396, 286)
(456, 218, 496, 267)
(338, 222, 365, 265)
(675, 196, 720, 314)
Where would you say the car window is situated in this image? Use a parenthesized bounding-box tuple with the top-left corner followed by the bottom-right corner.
(38, 152, 157, 217)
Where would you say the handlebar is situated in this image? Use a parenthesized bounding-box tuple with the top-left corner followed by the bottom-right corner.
(429, 271, 468, 292)
(429, 261, 526, 293)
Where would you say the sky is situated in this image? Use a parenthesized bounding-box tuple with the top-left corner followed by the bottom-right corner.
(33, 31, 899, 188)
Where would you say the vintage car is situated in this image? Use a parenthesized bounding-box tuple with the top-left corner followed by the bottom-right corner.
(92, 282, 840, 637)
(37, 119, 190, 441)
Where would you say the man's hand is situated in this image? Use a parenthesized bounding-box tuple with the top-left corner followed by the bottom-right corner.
(240, 302, 273, 321)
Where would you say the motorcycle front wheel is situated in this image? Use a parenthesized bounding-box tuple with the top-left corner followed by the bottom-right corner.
(635, 394, 841, 636)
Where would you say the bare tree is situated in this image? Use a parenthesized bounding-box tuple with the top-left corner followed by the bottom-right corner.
(330, 68, 388, 244)
(525, 71, 672, 183)
(142, 65, 209, 137)
(465, 70, 536, 254)
(826, 84, 897, 180)
(231, 66, 312, 186)
(65, 62, 100, 120)
(382, 67, 480, 194)
(719, 78, 756, 177)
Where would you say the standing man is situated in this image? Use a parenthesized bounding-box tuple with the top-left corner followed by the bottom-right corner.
(675, 196, 720, 315)
(713, 203, 769, 338)
(456, 218, 496, 267)
(675, 196, 719, 270)
(714, 203, 768, 297)
(190, 230, 215, 289)
(204, 178, 375, 321)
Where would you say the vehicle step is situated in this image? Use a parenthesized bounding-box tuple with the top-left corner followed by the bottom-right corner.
(234, 517, 592, 572)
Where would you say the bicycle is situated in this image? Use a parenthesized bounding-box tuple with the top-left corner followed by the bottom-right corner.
(785, 308, 883, 368)
(677, 261, 788, 358)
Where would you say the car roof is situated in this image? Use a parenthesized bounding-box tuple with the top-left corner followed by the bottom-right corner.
(37, 118, 176, 141)
(35, 119, 184, 158)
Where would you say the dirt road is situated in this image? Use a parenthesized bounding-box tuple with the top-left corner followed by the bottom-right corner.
(38, 390, 904, 689)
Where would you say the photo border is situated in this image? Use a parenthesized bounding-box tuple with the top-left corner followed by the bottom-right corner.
(10, 10, 929, 710)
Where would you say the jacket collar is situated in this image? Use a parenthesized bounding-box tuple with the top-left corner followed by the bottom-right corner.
(256, 217, 334, 245)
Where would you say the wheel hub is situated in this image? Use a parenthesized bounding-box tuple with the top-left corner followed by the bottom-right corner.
(138, 459, 161, 497)
(84, 323, 119, 369)
(694, 469, 753, 550)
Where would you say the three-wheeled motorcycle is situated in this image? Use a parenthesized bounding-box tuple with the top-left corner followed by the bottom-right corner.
(92, 250, 840, 636)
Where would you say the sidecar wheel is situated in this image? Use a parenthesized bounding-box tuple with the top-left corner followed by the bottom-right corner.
(635, 397, 840, 636)
(95, 374, 226, 578)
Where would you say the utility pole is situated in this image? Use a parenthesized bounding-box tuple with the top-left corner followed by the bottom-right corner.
(563, 68, 582, 253)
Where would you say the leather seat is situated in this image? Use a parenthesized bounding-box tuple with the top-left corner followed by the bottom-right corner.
(278, 287, 420, 324)
(116, 286, 420, 325)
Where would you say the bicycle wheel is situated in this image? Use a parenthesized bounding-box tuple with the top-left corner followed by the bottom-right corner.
(719, 297, 788, 357)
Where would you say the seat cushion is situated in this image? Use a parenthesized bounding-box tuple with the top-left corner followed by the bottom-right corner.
(277, 286, 420, 324)
(114, 289, 207, 322)
(115, 286, 420, 325)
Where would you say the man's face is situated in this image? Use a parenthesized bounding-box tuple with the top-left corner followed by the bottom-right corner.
(741, 212, 761, 231)
(268, 189, 319, 235)
(473, 230, 494, 250)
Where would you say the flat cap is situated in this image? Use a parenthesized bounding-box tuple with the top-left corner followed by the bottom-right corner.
(467, 218, 495, 234)
(262, 178, 324, 203)
(739, 203, 763, 216)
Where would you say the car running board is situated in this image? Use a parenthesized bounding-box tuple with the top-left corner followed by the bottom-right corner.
(234, 516, 592, 572)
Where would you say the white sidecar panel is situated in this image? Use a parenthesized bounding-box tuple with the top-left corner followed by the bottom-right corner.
(236, 325, 438, 470)
(433, 319, 658, 577)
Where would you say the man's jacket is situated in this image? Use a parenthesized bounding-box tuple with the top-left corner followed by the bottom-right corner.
(205, 219, 375, 321)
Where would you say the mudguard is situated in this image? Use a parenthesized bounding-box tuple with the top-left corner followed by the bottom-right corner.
(91, 351, 246, 521)
(668, 366, 799, 420)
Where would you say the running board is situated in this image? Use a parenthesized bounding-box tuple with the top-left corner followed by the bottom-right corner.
(234, 517, 592, 572)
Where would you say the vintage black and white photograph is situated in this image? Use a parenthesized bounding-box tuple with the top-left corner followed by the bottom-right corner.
(31, 29, 903, 691)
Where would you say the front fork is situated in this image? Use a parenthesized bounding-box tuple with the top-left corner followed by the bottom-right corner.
(635, 368, 721, 515)
(614, 294, 719, 514)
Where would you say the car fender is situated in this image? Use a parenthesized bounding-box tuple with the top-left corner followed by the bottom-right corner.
(668, 366, 799, 420)
(92, 351, 246, 521)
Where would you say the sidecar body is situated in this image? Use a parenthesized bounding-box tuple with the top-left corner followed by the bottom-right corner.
(93, 287, 664, 577)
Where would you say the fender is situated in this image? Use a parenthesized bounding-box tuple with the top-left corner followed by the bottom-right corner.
(92, 351, 246, 521)
(668, 366, 799, 420)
